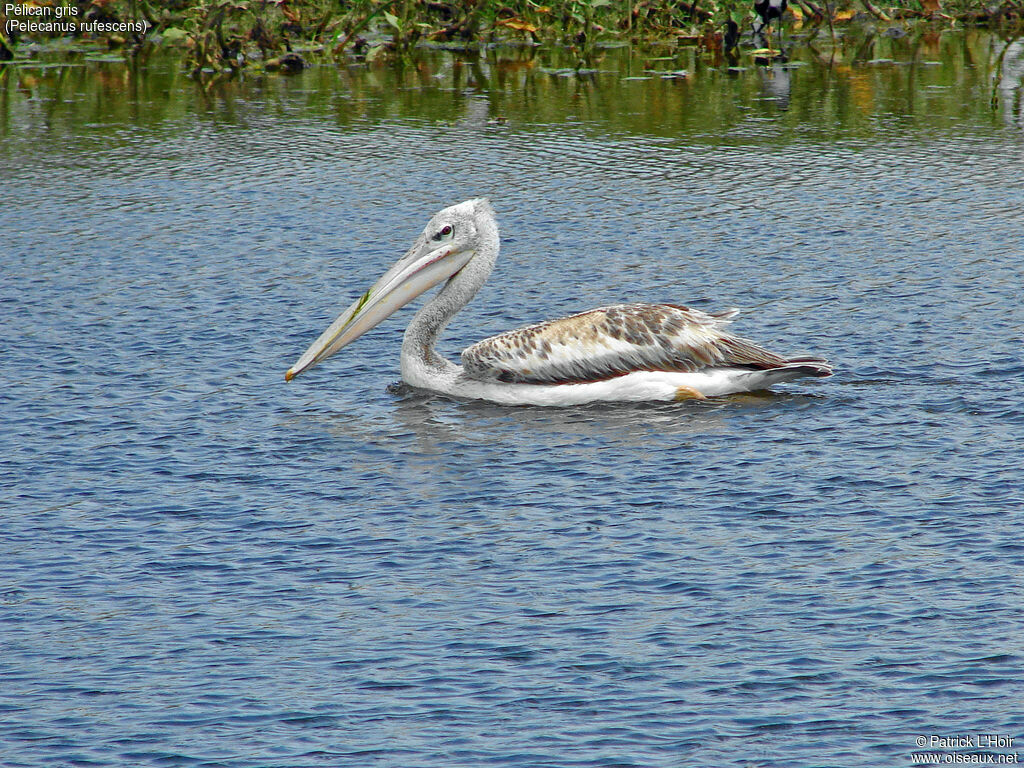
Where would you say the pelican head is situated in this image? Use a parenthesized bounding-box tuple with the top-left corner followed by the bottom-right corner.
(285, 198, 491, 381)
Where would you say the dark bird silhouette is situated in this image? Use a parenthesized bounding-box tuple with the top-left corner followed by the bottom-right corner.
(723, 20, 740, 55)
(753, 0, 788, 50)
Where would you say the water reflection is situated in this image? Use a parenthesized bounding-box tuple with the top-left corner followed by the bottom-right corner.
(297, 381, 836, 452)
(999, 38, 1024, 128)
(758, 63, 792, 110)
(390, 387, 736, 445)
(2, 27, 1021, 143)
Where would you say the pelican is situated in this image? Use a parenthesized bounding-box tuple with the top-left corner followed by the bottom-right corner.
(285, 198, 832, 406)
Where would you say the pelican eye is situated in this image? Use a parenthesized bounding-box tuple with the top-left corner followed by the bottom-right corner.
(432, 225, 453, 241)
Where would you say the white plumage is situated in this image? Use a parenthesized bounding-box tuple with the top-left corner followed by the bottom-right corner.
(286, 199, 832, 406)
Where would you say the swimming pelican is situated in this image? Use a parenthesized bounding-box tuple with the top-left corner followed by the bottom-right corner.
(285, 198, 832, 406)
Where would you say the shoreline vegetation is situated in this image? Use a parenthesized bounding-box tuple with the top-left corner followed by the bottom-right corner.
(1, 0, 1022, 74)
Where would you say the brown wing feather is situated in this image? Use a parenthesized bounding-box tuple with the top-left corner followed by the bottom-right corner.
(461, 303, 810, 385)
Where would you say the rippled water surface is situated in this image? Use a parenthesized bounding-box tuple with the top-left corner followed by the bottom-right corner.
(3, 34, 1024, 767)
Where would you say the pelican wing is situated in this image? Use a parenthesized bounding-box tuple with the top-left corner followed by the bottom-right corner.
(461, 303, 799, 384)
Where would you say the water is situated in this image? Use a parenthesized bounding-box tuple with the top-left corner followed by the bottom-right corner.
(2, 32, 1024, 767)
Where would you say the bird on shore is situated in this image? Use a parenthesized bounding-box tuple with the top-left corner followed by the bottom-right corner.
(753, 0, 788, 50)
(285, 199, 833, 406)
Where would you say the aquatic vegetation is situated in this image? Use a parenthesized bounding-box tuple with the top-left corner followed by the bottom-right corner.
(0, 0, 1021, 73)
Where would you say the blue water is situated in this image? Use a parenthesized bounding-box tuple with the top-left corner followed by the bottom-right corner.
(3, 43, 1024, 767)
